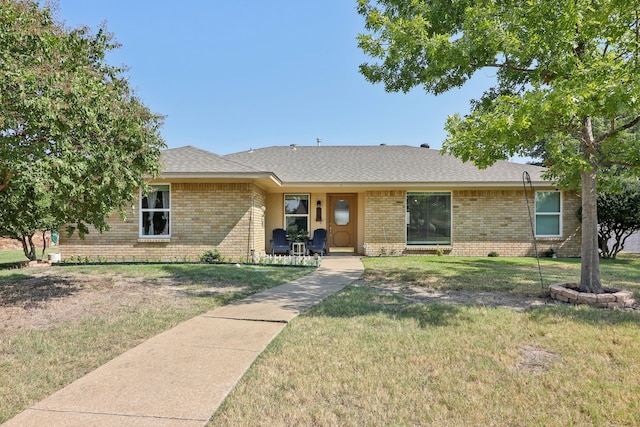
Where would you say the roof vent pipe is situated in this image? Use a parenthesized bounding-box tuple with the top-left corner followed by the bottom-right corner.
(316, 138, 321, 146)
(290, 144, 297, 150)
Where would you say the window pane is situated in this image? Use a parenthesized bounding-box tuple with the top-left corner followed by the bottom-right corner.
(536, 215, 560, 235)
(286, 217, 308, 236)
(407, 193, 451, 245)
(285, 195, 308, 214)
(140, 185, 170, 237)
(536, 192, 560, 213)
(334, 200, 349, 225)
(142, 211, 170, 236)
(143, 185, 170, 209)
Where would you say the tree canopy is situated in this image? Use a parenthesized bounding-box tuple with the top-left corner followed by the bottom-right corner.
(357, 0, 640, 292)
(0, 0, 165, 259)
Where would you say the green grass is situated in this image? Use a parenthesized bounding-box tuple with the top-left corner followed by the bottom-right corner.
(0, 248, 59, 268)
(0, 262, 312, 423)
(362, 254, 640, 297)
(0, 249, 26, 264)
(211, 255, 640, 426)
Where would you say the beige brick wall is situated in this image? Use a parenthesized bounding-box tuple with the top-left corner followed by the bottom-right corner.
(60, 183, 266, 262)
(363, 190, 406, 256)
(60, 184, 581, 260)
(363, 189, 581, 257)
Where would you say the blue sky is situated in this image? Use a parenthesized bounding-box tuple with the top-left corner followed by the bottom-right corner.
(54, 1, 498, 156)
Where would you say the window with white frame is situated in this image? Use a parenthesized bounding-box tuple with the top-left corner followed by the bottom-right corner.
(284, 194, 309, 239)
(407, 192, 452, 245)
(140, 185, 170, 237)
(535, 191, 561, 237)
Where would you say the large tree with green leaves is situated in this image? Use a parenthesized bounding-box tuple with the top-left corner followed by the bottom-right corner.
(357, 0, 640, 293)
(0, 0, 165, 260)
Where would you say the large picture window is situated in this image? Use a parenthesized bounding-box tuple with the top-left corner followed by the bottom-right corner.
(407, 192, 451, 245)
(284, 194, 309, 239)
(140, 185, 170, 237)
(535, 191, 561, 237)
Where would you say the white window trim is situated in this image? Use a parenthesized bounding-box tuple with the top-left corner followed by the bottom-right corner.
(139, 184, 171, 239)
(406, 191, 453, 246)
(284, 193, 310, 231)
(535, 191, 562, 238)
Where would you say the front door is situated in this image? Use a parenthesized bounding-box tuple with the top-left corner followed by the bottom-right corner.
(328, 194, 357, 252)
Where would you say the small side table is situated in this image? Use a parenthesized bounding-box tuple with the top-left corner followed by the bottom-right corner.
(291, 242, 305, 256)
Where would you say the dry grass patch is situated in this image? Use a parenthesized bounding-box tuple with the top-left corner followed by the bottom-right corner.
(212, 256, 640, 426)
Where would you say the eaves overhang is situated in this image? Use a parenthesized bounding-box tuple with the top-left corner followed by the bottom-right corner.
(275, 180, 552, 188)
(149, 172, 283, 188)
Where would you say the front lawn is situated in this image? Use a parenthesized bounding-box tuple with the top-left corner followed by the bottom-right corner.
(0, 262, 312, 423)
(211, 255, 640, 426)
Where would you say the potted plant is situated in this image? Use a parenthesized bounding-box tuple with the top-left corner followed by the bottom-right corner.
(286, 226, 309, 243)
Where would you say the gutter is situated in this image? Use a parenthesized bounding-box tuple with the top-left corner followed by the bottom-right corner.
(277, 180, 552, 188)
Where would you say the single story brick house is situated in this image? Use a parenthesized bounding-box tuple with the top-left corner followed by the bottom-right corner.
(60, 144, 581, 261)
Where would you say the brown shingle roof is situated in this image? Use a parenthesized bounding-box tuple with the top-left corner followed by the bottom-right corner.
(160, 145, 267, 175)
(224, 145, 547, 185)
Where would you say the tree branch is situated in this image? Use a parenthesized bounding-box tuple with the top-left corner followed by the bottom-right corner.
(595, 114, 640, 143)
(484, 62, 537, 73)
(0, 169, 12, 192)
(600, 159, 640, 168)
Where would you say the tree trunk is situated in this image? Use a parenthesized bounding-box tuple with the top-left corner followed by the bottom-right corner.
(579, 116, 603, 293)
(41, 230, 48, 261)
(20, 234, 37, 261)
(580, 169, 603, 292)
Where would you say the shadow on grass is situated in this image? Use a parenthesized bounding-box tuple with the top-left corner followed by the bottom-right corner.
(527, 303, 640, 326)
(158, 264, 313, 291)
(0, 261, 30, 271)
(307, 283, 639, 329)
(364, 255, 640, 297)
(180, 290, 250, 307)
(366, 257, 547, 281)
(0, 275, 80, 308)
(1, 263, 313, 311)
(306, 285, 466, 328)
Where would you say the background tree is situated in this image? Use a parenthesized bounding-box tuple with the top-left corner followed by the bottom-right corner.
(0, 0, 165, 260)
(593, 180, 640, 259)
(357, 0, 640, 293)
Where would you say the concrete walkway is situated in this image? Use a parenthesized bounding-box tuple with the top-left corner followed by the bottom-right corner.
(4, 257, 364, 427)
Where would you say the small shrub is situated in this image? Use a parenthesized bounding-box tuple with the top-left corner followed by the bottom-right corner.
(200, 249, 221, 263)
(488, 251, 500, 257)
(543, 248, 557, 258)
(435, 246, 444, 256)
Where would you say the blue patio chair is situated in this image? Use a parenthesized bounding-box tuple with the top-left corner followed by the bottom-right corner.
(306, 228, 327, 256)
(270, 228, 290, 255)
